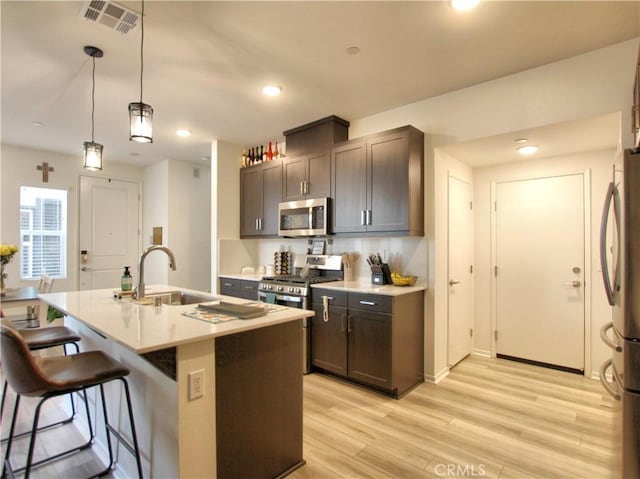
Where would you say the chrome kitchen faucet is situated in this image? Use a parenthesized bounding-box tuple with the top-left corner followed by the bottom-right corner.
(136, 245, 177, 300)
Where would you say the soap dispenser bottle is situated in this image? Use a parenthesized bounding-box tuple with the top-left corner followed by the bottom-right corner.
(121, 266, 133, 291)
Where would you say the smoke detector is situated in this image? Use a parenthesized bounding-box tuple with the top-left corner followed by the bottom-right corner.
(80, 0, 140, 35)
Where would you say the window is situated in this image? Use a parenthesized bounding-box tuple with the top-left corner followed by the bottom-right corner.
(20, 186, 67, 280)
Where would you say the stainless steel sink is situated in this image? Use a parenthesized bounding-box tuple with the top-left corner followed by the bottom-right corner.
(143, 290, 220, 306)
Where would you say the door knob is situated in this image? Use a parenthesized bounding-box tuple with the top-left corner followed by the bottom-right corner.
(564, 280, 581, 288)
(449, 279, 461, 286)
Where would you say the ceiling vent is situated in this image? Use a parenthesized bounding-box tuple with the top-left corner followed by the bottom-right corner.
(80, 0, 140, 35)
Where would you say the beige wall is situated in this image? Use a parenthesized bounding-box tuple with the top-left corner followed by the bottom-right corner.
(143, 159, 211, 292)
(346, 38, 638, 380)
(0, 144, 143, 292)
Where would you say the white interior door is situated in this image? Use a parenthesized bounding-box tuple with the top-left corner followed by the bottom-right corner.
(79, 176, 140, 290)
(448, 175, 473, 367)
(495, 174, 585, 371)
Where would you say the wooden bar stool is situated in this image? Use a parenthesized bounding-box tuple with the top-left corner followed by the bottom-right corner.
(0, 319, 82, 441)
(0, 325, 143, 479)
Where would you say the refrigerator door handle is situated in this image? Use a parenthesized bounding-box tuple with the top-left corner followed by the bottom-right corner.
(600, 322, 623, 352)
(599, 181, 617, 306)
(599, 358, 622, 400)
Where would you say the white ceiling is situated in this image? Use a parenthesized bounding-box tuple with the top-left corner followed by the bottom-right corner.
(439, 112, 621, 168)
(1, 1, 638, 168)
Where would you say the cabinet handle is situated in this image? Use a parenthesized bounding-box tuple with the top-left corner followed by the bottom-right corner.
(255, 218, 259, 231)
(347, 315, 352, 333)
(300, 181, 304, 195)
(223, 282, 233, 287)
(359, 300, 376, 306)
(341, 313, 347, 333)
(361, 210, 366, 226)
(305, 181, 309, 195)
(366, 209, 372, 225)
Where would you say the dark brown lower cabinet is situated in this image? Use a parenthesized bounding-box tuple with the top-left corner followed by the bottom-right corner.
(219, 277, 258, 300)
(215, 320, 304, 479)
(311, 289, 423, 398)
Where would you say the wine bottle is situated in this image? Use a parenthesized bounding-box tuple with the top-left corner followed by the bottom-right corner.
(260, 145, 264, 163)
(241, 149, 247, 168)
(273, 142, 280, 159)
(267, 142, 273, 162)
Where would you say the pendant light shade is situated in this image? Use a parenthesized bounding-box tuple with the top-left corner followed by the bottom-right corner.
(83, 141, 104, 171)
(128, 0, 153, 143)
(128, 102, 153, 143)
(83, 46, 104, 171)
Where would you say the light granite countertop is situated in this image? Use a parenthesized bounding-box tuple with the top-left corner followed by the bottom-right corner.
(40, 285, 313, 354)
(310, 280, 426, 296)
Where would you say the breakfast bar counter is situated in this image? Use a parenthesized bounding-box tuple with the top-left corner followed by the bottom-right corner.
(40, 285, 314, 479)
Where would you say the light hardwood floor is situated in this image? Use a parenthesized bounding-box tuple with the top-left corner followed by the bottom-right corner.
(1, 356, 620, 479)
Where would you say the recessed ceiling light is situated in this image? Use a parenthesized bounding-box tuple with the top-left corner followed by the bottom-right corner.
(450, 0, 479, 11)
(346, 46, 361, 55)
(515, 138, 528, 144)
(262, 85, 282, 97)
(176, 129, 191, 137)
(517, 145, 539, 155)
(32, 121, 43, 127)
(201, 156, 210, 162)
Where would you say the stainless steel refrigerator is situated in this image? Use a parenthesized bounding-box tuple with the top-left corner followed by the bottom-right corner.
(599, 148, 640, 478)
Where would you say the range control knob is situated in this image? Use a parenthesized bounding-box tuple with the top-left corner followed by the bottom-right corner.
(277, 286, 283, 292)
(296, 288, 302, 294)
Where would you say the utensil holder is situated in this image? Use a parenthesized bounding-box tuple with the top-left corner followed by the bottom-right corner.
(343, 266, 356, 282)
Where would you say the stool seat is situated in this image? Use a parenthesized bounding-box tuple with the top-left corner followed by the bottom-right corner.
(19, 326, 82, 351)
(28, 352, 130, 397)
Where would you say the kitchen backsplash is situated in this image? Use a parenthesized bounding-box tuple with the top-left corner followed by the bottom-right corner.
(219, 237, 426, 280)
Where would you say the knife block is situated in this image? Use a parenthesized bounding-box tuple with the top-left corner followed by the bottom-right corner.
(371, 263, 392, 285)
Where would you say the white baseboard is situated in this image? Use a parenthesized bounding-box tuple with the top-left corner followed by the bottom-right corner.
(425, 366, 450, 384)
(471, 349, 492, 358)
(591, 370, 607, 381)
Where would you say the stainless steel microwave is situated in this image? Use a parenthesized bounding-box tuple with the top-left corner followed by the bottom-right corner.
(278, 198, 329, 237)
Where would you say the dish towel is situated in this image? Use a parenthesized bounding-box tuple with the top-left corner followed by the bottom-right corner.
(265, 292, 276, 304)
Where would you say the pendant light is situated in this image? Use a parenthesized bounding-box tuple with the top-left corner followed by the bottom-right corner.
(128, 0, 153, 143)
(83, 46, 104, 171)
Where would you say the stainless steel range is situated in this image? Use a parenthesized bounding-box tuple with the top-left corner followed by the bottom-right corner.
(258, 254, 343, 373)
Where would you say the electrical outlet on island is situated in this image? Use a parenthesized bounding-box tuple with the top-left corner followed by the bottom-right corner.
(188, 369, 205, 401)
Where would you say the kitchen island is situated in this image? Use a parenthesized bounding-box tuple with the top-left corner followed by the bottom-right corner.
(39, 285, 314, 479)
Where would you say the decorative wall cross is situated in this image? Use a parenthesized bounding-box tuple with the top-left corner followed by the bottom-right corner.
(37, 162, 54, 183)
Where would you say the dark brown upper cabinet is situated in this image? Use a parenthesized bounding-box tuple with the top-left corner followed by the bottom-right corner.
(282, 150, 331, 201)
(240, 159, 282, 237)
(332, 125, 424, 236)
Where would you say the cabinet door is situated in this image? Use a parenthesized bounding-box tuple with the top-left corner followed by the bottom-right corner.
(240, 167, 263, 237)
(367, 130, 409, 232)
(311, 302, 348, 376)
(219, 277, 241, 297)
(306, 150, 331, 199)
(261, 160, 283, 235)
(348, 309, 392, 390)
(239, 280, 258, 300)
(282, 156, 306, 201)
(332, 141, 367, 233)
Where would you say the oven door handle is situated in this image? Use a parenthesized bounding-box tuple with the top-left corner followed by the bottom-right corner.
(258, 292, 304, 304)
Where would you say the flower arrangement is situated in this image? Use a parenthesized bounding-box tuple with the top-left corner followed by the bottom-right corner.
(1, 243, 19, 294)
